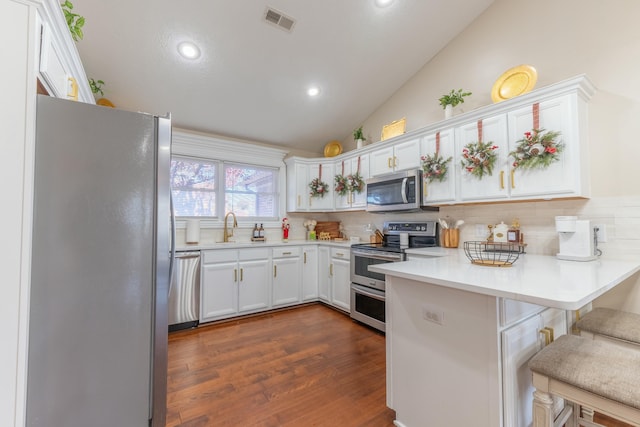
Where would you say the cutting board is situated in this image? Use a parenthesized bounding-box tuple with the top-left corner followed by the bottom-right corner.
(315, 221, 341, 239)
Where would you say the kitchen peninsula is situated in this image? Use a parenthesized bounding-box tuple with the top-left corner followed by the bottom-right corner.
(370, 251, 640, 427)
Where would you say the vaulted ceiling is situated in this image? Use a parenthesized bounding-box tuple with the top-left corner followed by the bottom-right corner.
(74, 0, 494, 155)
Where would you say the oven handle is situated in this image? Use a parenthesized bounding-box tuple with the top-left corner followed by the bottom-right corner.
(352, 284, 386, 301)
(401, 177, 408, 204)
(353, 251, 403, 262)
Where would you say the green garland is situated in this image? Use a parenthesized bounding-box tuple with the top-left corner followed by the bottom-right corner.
(421, 153, 452, 183)
(509, 128, 563, 170)
(461, 141, 499, 179)
(347, 171, 365, 194)
(334, 174, 349, 196)
(309, 177, 329, 198)
(334, 171, 365, 195)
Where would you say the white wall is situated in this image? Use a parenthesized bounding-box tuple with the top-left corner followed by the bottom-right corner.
(330, 0, 640, 311)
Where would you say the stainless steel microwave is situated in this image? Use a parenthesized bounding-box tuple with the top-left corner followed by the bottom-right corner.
(365, 170, 438, 212)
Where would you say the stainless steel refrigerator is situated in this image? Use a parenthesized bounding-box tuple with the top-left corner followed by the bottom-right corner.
(27, 95, 173, 427)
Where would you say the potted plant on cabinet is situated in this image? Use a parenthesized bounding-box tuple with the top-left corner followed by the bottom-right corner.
(61, 0, 85, 41)
(89, 78, 115, 108)
(439, 89, 472, 119)
(353, 126, 366, 149)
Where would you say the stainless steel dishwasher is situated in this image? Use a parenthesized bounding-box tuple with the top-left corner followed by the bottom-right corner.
(168, 251, 200, 332)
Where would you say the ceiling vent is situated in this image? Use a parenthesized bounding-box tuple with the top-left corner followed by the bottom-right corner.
(264, 7, 296, 32)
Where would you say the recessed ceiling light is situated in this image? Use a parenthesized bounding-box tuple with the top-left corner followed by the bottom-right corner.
(177, 41, 200, 59)
(307, 87, 320, 97)
(375, 0, 395, 7)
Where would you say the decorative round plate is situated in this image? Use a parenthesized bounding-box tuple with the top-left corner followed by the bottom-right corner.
(491, 65, 538, 103)
(323, 140, 343, 157)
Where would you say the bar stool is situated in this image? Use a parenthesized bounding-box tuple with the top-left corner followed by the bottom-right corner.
(577, 307, 640, 350)
(528, 334, 640, 427)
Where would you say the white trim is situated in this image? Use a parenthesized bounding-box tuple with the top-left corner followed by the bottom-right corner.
(172, 128, 288, 168)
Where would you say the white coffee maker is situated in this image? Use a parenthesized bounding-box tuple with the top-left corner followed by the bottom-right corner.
(555, 216, 597, 261)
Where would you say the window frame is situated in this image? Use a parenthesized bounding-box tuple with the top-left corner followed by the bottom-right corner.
(171, 129, 288, 230)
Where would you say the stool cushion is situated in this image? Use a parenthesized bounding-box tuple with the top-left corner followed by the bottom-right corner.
(529, 334, 640, 410)
(577, 307, 640, 344)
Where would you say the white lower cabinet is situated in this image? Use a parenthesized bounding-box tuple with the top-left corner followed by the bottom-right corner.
(501, 305, 567, 427)
(272, 247, 302, 308)
(200, 244, 350, 322)
(318, 246, 331, 303)
(330, 248, 350, 311)
(302, 246, 319, 301)
(200, 248, 270, 322)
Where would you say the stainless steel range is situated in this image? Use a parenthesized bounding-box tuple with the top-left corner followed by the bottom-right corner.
(350, 221, 438, 332)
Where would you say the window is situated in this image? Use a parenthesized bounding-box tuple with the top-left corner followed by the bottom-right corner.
(171, 157, 279, 220)
(170, 157, 217, 217)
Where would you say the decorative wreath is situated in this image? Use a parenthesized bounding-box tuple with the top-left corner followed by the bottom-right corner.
(461, 141, 499, 179)
(421, 153, 452, 183)
(509, 128, 563, 170)
(347, 171, 365, 194)
(309, 177, 329, 198)
(334, 174, 349, 196)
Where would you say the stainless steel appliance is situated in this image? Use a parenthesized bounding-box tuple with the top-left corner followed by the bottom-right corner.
(28, 95, 173, 427)
(365, 170, 438, 213)
(350, 221, 438, 332)
(169, 251, 201, 331)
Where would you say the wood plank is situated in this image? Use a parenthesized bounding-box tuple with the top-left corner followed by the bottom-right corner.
(167, 304, 395, 426)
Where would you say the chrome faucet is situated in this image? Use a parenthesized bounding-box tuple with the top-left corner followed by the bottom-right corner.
(223, 211, 238, 242)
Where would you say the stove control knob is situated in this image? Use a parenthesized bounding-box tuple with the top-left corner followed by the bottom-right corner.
(421, 226, 426, 231)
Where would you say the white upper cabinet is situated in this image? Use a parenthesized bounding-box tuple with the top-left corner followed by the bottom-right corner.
(34, 2, 93, 103)
(456, 114, 510, 202)
(507, 95, 586, 199)
(334, 154, 369, 210)
(285, 75, 594, 210)
(308, 162, 334, 211)
(420, 128, 456, 204)
(370, 138, 421, 177)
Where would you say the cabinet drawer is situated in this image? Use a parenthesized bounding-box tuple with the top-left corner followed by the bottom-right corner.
(500, 298, 545, 327)
(202, 250, 237, 264)
(330, 247, 349, 259)
(272, 246, 301, 258)
(239, 247, 270, 261)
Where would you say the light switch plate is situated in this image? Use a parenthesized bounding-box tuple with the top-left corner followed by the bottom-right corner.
(594, 224, 607, 243)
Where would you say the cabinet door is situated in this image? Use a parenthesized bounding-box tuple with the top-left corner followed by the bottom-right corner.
(501, 308, 567, 427)
(308, 162, 334, 210)
(334, 155, 369, 210)
(421, 128, 456, 204)
(238, 258, 270, 313)
(331, 257, 351, 311)
(39, 24, 74, 100)
(393, 138, 421, 172)
(334, 159, 352, 210)
(200, 261, 238, 321)
(349, 154, 369, 208)
(272, 257, 301, 307)
(508, 96, 576, 198)
(457, 114, 509, 202)
(370, 146, 395, 177)
(318, 247, 331, 302)
(302, 246, 319, 301)
(292, 162, 309, 211)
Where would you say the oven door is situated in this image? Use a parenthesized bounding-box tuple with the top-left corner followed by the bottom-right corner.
(350, 284, 385, 332)
(350, 249, 402, 291)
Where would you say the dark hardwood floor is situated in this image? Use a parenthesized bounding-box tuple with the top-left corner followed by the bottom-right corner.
(166, 304, 395, 426)
(166, 303, 631, 427)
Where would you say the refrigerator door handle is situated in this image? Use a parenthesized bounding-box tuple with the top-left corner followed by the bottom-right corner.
(168, 191, 176, 297)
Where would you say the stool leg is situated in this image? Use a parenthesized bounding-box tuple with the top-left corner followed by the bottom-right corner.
(581, 406, 595, 422)
(533, 390, 555, 427)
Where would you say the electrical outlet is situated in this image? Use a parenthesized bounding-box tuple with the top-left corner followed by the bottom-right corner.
(594, 224, 607, 243)
(475, 224, 486, 238)
(422, 304, 444, 325)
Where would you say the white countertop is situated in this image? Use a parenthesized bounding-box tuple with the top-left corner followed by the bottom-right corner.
(176, 239, 352, 251)
(370, 250, 640, 310)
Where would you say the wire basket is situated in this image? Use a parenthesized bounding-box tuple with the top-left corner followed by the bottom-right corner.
(463, 241, 523, 267)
